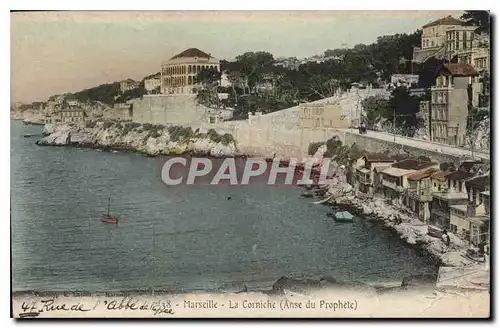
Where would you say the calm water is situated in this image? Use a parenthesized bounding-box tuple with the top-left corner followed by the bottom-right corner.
(11, 120, 437, 292)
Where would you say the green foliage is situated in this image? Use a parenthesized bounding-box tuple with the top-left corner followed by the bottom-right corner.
(307, 137, 354, 166)
(361, 95, 391, 128)
(141, 123, 165, 140)
(308, 141, 325, 156)
(167, 125, 195, 142)
(214, 31, 421, 118)
(196, 67, 223, 108)
(197, 67, 222, 86)
(71, 82, 121, 105)
(120, 122, 142, 136)
(461, 11, 490, 34)
(207, 129, 219, 139)
(387, 86, 421, 136)
(205, 129, 236, 146)
(115, 86, 147, 103)
(360, 86, 422, 135)
(324, 137, 343, 158)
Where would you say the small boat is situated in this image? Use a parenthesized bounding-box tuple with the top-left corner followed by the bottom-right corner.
(313, 195, 333, 204)
(327, 211, 354, 223)
(102, 197, 119, 224)
(23, 134, 34, 138)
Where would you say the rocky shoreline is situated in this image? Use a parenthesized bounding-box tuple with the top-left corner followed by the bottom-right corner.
(36, 122, 241, 158)
(34, 122, 479, 270)
(305, 181, 473, 267)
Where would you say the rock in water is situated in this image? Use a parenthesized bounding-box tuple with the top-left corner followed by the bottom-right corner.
(217, 282, 248, 293)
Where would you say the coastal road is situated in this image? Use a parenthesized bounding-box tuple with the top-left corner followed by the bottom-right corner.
(338, 128, 490, 161)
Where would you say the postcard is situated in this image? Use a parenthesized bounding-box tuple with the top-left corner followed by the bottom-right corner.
(10, 10, 491, 319)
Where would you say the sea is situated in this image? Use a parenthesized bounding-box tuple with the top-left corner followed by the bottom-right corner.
(11, 120, 437, 292)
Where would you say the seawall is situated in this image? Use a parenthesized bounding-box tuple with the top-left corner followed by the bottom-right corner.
(132, 95, 208, 125)
(195, 122, 479, 163)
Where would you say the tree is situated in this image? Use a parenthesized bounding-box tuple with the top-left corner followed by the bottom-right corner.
(307, 76, 341, 100)
(361, 95, 390, 129)
(71, 82, 121, 105)
(234, 51, 275, 94)
(461, 10, 490, 34)
(196, 67, 222, 108)
(115, 86, 147, 103)
(386, 86, 422, 136)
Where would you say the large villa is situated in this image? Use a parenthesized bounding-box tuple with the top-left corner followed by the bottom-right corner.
(160, 48, 220, 95)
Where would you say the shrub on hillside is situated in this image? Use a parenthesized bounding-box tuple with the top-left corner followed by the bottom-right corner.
(205, 129, 236, 146)
(308, 141, 325, 156)
(167, 125, 195, 142)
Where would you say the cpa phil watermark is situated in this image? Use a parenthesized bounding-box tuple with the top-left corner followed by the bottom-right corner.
(160, 157, 342, 186)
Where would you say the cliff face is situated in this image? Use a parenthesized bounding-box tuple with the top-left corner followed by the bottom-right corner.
(473, 117, 490, 153)
(38, 122, 238, 157)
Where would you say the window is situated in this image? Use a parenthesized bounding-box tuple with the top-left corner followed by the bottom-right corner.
(431, 40, 435, 47)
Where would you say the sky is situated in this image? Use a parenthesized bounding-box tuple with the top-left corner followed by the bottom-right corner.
(11, 10, 463, 103)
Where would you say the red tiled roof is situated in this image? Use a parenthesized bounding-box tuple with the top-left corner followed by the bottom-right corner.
(431, 170, 453, 179)
(171, 48, 212, 60)
(407, 168, 439, 181)
(445, 170, 474, 181)
(422, 16, 466, 28)
(442, 63, 479, 77)
(407, 171, 431, 181)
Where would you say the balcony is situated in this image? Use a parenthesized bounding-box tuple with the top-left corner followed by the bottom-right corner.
(382, 180, 404, 193)
(408, 190, 433, 202)
(356, 168, 371, 185)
